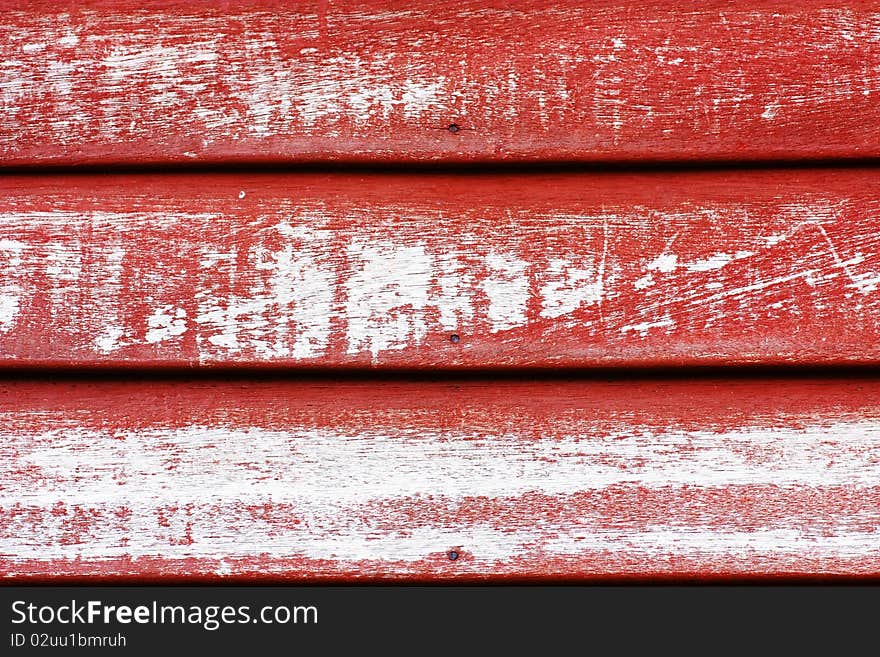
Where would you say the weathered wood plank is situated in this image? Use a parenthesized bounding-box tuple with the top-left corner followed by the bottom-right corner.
(2, 377, 879, 580)
(1, 170, 880, 367)
(3, 1, 880, 165)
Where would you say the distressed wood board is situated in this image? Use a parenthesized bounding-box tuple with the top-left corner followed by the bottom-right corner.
(1, 169, 880, 368)
(3, 0, 880, 166)
(2, 377, 879, 581)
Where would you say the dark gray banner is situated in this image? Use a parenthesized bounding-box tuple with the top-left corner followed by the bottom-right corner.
(1, 586, 877, 654)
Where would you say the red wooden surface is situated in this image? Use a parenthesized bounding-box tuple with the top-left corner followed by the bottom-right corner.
(3, 1, 880, 166)
(1, 169, 879, 368)
(2, 377, 879, 581)
(4, 0, 880, 586)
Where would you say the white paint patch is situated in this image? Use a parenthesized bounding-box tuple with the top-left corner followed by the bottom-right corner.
(93, 326, 125, 354)
(57, 34, 79, 47)
(91, 246, 127, 354)
(145, 306, 187, 344)
(433, 252, 475, 332)
(398, 79, 448, 120)
(480, 251, 529, 332)
(196, 222, 336, 360)
(206, 330, 236, 350)
(763, 233, 788, 247)
(0, 240, 25, 264)
(0, 239, 25, 333)
(268, 226, 335, 360)
(647, 253, 678, 273)
(345, 240, 432, 358)
(634, 273, 654, 290)
(684, 250, 754, 272)
(0, 293, 19, 333)
(685, 252, 734, 272)
(2, 417, 880, 565)
(539, 258, 602, 319)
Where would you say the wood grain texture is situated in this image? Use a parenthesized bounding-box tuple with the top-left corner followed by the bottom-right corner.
(3, 0, 880, 166)
(2, 377, 880, 581)
(2, 169, 880, 368)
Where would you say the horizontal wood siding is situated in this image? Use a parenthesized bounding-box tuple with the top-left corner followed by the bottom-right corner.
(1, 170, 879, 368)
(2, 378, 879, 580)
(2, 1, 880, 166)
(3, 1, 879, 584)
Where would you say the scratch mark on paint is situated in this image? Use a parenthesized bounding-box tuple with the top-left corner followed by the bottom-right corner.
(815, 223, 877, 294)
(684, 250, 755, 272)
(700, 270, 814, 304)
(620, 317, 676, 336)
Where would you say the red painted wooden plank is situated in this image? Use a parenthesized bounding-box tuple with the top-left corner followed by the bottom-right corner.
(1, 169, 879, 368)
(3, 1, 880, 166)
(2, 377, 879, 581)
